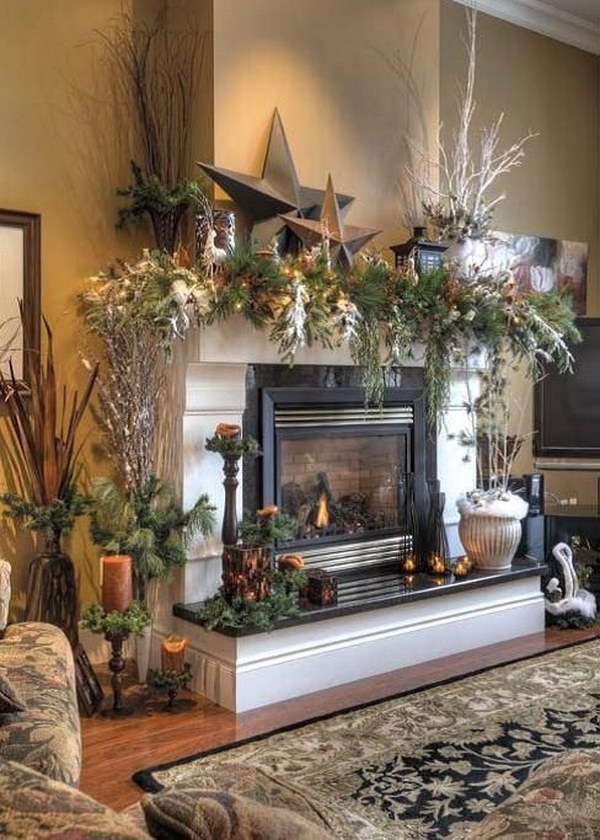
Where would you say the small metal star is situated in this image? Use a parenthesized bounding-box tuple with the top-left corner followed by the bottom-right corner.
(280, 175, 380, 269)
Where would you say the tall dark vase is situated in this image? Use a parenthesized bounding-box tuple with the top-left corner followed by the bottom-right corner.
(399, 473, 419, 574)
(148, 204, 187, 253)
(26, 543, 79, 647)
(425, 491, 451, 576)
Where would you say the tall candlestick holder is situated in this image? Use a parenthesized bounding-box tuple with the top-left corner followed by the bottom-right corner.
(205, 426, 261, 547)
(222, 451, 241, 546)
(104, 631, 131, 716)
(80, 601, 152, 718)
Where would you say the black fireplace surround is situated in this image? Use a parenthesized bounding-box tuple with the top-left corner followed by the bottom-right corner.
(243, 365, 434, 585)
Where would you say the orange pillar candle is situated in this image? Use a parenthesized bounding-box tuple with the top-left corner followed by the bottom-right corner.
(161, 635, 188, 674)
(101, 555, 133, 613)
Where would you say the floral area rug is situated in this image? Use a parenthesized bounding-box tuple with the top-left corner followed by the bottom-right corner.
(133, 640, 600, 839)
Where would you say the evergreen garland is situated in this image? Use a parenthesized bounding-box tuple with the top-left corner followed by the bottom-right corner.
(196, 245, 579, 424)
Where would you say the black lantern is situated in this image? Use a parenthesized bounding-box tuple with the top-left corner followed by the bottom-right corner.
(390, 226, 446, 273)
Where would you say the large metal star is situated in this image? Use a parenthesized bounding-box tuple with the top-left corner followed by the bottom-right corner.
(280, 175, 380, 270)
(197, 109, 353, 231)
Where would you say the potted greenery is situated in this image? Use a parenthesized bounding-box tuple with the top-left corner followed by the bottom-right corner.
(0, 308, 97, 645)
(455, 323, 575, 570)
(88, 476, 214, 681)
(89, 476, 215, 604)
(222, 506, 296, 602)
(117, 162, 206, 254)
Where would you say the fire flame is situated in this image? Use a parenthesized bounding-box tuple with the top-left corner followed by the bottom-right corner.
(315, 492, 329, 529)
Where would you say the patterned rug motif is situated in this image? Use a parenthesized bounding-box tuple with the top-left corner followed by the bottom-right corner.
(135, 641, 600, 839)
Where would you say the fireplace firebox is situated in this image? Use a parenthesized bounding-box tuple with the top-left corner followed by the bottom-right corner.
(258, 385, 429, 577)
(242, 366, 433, 600)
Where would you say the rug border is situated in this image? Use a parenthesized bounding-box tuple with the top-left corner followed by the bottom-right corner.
(132, 634, 599, 793)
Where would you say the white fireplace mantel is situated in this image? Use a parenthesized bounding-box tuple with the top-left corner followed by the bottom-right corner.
(180, 320, 480, 608)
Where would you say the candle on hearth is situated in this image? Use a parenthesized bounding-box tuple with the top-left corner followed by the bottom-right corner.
(453, 558, 470, 577)
(429, 555, 446, 575)
(402, 555, 417, 574)
(161, 635, 188, 674)
(101, 555, 133, 613)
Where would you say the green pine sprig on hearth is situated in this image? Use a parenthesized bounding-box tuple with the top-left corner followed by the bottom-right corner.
(195, 570, 308, 632)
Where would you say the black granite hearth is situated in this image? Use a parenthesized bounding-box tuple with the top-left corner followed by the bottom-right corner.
(173, 558, 546, 638)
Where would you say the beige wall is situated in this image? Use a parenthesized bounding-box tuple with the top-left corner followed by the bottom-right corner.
(440, 1, 600, 505)
(212, 0, 441, 246)
(0, 0, 135, 615)
(0, 0, 213, 615)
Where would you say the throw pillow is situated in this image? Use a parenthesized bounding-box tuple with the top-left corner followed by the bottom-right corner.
(0, 757, 150, 839)
(0, 672, 26, 714)
(141, 788, 333, 840)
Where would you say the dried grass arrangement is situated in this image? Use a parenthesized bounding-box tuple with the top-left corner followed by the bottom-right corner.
(0, 304, 97, 552)
(96, 5, 207, 250)
(0, 304, 97, 643)
(81, 250, 209, 495)
(407, 8, 536, 242)
(81, 251, 214, 602)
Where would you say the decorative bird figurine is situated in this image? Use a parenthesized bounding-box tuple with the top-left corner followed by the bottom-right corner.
(544, 542, 596, 621)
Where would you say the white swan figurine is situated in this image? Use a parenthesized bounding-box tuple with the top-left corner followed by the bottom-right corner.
(544, 542, 596, 620)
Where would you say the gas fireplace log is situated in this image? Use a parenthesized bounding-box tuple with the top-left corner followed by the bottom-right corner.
(315, 471, 334, 504)
(281, 482, 307, 517)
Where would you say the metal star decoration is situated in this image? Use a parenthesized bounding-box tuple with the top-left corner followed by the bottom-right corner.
(197, 109, 353, 230)
(280, 175, 381, 269)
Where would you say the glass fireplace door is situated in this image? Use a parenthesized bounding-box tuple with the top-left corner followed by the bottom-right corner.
(277, 428, 410, 542)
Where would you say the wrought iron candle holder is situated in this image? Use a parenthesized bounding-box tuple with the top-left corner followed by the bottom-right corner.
(104, 631, 131, 717)
(152, 664, 192, 710)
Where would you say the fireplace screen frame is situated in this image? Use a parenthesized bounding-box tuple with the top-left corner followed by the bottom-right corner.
(261, 387, 428, 551)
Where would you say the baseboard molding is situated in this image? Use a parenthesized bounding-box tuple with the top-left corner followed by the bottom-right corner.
(176, 576, 545, 712)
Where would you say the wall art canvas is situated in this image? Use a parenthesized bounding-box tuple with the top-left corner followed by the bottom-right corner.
(0, 210, 40, 382)
(483, 232, 588, 315)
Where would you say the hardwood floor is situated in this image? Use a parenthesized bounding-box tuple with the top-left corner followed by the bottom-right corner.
(80, 625, 600, 811)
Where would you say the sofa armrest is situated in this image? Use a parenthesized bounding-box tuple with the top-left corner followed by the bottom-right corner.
(0, 622, 82, 785)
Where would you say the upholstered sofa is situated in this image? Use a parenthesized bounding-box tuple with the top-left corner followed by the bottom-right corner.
(0, 620, 332, 839)
(0, 619, 597, 838)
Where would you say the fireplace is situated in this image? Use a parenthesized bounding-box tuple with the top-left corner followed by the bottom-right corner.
(244, 367, 431, 584)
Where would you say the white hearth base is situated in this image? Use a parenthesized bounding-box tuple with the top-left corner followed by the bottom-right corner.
(174, 575, 544, 713)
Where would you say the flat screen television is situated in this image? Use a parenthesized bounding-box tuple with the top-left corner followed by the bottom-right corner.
(534, 317, 600, 459)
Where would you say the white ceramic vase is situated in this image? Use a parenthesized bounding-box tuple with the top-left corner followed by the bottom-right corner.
(135, 624, 152, 684)
(459, 512, 523, 570)
(444, 236, 512, 278)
